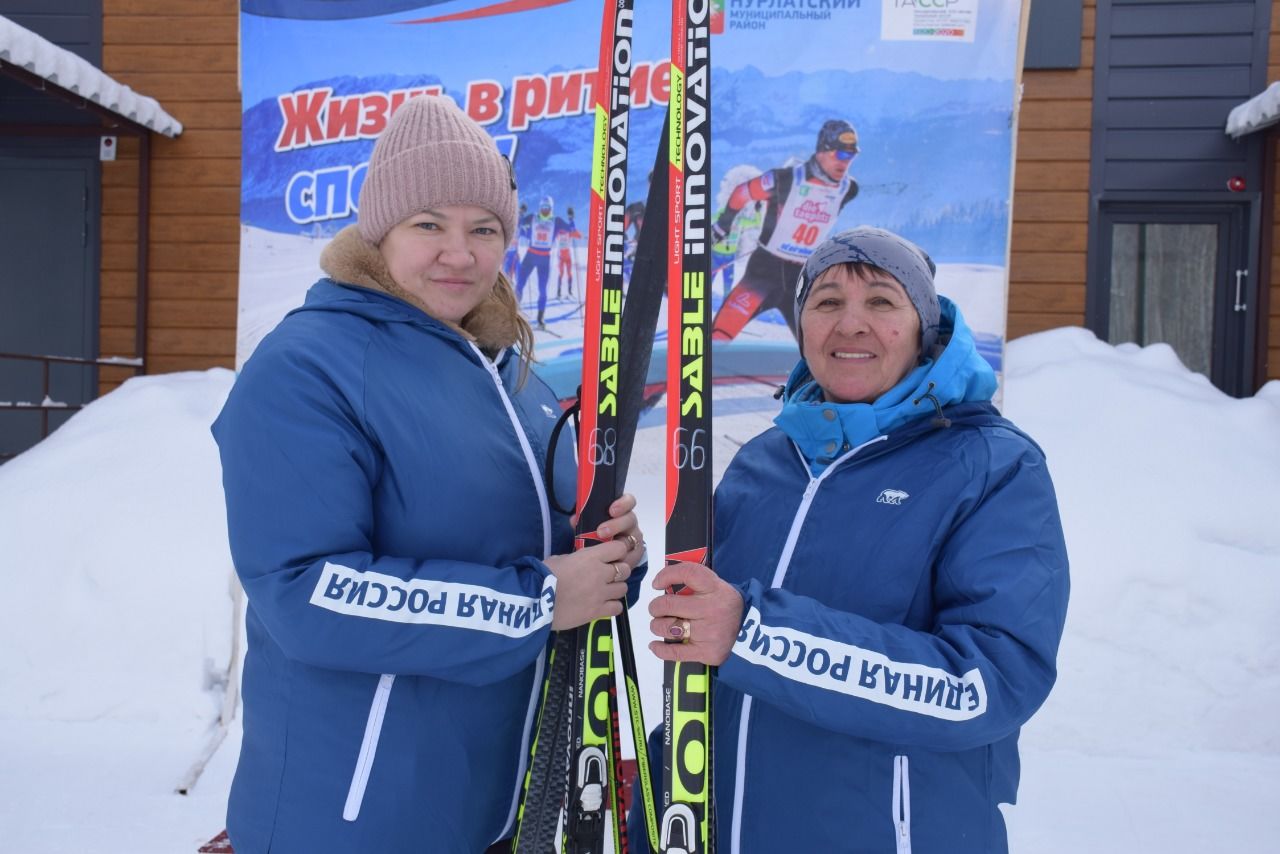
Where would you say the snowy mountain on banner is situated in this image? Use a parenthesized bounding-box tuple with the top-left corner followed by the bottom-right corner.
(241, 67, 1012, 262)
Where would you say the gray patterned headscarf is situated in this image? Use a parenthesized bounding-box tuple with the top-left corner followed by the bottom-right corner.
(794, 226, 942, 357)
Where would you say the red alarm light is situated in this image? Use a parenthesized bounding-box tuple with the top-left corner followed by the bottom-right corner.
(1228, 176, 1247, 192)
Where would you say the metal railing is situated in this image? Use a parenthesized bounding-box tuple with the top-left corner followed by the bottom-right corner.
(0, 351, 145, 463)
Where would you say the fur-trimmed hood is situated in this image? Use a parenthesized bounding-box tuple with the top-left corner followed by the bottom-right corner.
(316, 224, 523, 352)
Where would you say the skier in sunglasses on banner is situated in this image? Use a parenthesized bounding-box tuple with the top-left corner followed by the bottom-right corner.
(710, 118, 862, 342)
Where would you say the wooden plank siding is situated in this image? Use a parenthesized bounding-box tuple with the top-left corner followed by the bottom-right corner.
(92, 0, 1277, 391)
(98, 0, 240, 393)
(1008, 0, 1096, 341)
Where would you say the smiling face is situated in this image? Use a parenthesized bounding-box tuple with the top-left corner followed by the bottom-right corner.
(799, 263, 922, 404)
(377, 204, 506, 324)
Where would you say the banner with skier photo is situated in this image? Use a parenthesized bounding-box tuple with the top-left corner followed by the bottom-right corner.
(237, 0, 1023, 395)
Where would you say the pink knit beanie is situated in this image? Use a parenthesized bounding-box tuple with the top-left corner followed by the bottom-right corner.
(357, 95, 518, 246)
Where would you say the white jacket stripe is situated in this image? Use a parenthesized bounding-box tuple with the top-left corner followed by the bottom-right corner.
(730, 436, 887, 851)
(498, 647, 547, 841)
(471, 343, 555, 839)
(473, 343, 553, 559)
(343, 673, 396, 821)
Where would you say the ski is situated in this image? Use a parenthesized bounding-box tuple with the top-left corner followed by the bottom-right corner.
(562, 1, 643, 850)
(617, 107, 674, 854)
(660, 0, 714, 852)
(514, 1, 648, 851)
(513, 630, 579, 852)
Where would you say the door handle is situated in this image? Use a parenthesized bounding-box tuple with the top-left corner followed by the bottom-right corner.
(1234, 269, 1248, 312)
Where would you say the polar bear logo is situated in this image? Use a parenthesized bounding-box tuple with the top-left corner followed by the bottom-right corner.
(876, 489, 910, 505)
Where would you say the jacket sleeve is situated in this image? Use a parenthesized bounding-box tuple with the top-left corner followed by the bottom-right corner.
(213, 334, 556, 687)
(716, 435, 1070, 751)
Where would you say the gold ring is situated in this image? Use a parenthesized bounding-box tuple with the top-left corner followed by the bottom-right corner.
(675, 619, 691, 644)
(612, 562, 625, 583)
(623, 532, 639, 552)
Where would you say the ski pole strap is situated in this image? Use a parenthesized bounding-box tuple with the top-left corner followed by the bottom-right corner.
(544, 395, 581, 517)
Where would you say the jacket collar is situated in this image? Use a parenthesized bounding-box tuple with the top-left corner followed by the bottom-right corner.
(774, 297, 998, 474)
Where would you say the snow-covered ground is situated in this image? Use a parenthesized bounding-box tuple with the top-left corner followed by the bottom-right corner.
(1, 327, 1278, 852)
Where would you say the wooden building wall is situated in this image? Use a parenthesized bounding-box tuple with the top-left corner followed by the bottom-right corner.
(92, 0, 1279, 390)
(1011, 0, 1278, 384)
(98, 0, 239, 392)
(1008, 0, 1094, 341)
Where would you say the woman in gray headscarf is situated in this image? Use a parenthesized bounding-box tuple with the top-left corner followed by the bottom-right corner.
(642, 226, 1070, 853)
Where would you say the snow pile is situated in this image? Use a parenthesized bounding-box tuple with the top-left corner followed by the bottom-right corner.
(1227, 80, 1280, 139)
(1002, 329, 1280, 757)
(0, 370, 236, 727)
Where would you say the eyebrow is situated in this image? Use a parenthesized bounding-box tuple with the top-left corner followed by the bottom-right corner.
(865, 278, 904, 291)
(419, 209, 502, 226)
(811, 276, 905, 294)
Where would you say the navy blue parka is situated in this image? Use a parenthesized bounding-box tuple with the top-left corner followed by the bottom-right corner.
(213, 237, 634, 852)
(634, 300, 1069, 853)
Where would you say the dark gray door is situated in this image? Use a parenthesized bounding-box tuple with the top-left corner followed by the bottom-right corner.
(0, 158, 98, 457)
(1097, 204, 1251, 395)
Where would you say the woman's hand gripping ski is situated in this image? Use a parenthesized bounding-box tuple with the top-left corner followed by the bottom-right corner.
(649, 562, 745, 667)
(543, 493, 646, 630)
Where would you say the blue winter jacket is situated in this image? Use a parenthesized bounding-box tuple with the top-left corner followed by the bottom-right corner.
(213, 277, 626, 853)
(634, 300, 1069, 853)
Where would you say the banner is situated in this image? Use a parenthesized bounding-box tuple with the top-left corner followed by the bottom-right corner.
(238, 0, 1021, 402)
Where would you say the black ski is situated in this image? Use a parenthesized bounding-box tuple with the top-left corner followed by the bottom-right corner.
(513, 631, 577, 851)
(659, 0, 714, 852)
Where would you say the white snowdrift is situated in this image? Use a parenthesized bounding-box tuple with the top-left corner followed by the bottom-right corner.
(1003, 329, 1280, 757)
(0, 370, 236, 727)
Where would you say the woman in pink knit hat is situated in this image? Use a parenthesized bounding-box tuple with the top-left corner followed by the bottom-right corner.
(213, 95, 647, 854)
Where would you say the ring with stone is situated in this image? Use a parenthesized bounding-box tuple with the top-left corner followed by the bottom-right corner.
(672, 619, 691, 644)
